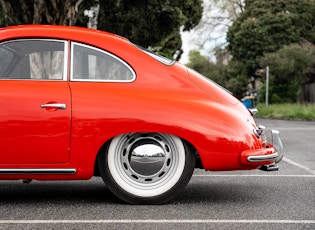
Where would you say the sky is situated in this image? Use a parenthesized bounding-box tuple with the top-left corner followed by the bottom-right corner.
(179, 0, 234, 64)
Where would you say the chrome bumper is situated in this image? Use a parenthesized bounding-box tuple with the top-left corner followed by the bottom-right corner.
(271, 130, 284, 163)
(248, 130, 284, 163)
(241, 129, 284, 171)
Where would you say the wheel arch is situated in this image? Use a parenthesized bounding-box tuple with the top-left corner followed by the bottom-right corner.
(93, 132, 202, 177)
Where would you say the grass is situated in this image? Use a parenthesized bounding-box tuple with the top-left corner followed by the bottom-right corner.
(255, 103, 315, 121)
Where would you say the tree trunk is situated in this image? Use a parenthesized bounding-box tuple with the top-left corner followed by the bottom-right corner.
(0, 0, 84, 25)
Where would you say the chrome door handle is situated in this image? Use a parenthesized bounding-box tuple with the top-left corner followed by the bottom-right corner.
(41, 103, 66, 110)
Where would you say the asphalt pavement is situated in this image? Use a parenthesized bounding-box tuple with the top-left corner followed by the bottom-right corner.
(0, 118, 314, 230)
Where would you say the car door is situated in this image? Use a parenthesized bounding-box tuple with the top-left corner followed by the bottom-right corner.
(0, 39, 71, 164)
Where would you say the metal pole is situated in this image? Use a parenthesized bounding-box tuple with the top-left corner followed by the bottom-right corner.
(265, 66, 269, 106)
(84, 1, 100, 29)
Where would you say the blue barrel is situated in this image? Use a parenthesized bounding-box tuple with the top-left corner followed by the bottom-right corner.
(241, 96, 255, 108)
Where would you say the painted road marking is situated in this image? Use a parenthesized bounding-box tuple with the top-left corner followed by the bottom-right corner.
(193, 156, 315, 176)
(0, 219, 314, 224)
(193, 174, 315, 177)
(283, 157, 315, 175)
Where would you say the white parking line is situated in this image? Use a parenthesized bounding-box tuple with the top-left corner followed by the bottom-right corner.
(193, 156, 315, 177)
(0, 219, 314, 224)
(193, 174, 315, 177)
(283, 157, 315, 175)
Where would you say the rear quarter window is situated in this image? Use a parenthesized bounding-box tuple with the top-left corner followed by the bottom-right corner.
(71, 42, 136, 82)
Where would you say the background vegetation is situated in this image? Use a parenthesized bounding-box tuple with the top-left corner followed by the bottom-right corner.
(256, 104, 315, 121)
(0, 0, 202, 60)
(188, 0, 315, 105)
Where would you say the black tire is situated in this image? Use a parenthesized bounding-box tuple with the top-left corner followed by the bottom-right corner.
(98, 133, 195, 204)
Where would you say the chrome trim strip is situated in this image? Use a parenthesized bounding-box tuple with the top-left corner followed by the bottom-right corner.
(0, 168, 76, 174)
(253, 125, 265, 138)
(248, 152, 280, 163)
(249, 108, 258, 115)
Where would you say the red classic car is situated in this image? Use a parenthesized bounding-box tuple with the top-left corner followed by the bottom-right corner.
(0, 25, 283, 204)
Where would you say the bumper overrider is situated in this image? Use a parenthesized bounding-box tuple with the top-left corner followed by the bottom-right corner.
(241, 126, 284, 171)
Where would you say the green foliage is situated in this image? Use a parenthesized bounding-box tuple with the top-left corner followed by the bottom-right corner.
(186, 50, 248, 99)
(187, 50, 227, 86)
(259, 43, 315, 103)
(223, 60, 248, 99)
(79, 0, 202, 59)
(227, 0, 315, 74)
(256, 103, 315, 121)
(0, 1, 202, 59)
(187, 51, 216, 78)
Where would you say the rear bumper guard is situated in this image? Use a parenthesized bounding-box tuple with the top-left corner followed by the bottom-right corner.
(241, 130, 284, 170)
(247, 151, 280, 162)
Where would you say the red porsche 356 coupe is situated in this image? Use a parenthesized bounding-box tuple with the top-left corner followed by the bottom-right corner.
(0, 25, 283, 204)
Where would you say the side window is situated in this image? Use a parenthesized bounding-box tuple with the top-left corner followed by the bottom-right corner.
(0, 46, 14, 77)
(71, 42, 135, 82)
(0, 39, 66, 80)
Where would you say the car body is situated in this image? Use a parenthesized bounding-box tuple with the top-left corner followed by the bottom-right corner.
(0, 25, 283, 204)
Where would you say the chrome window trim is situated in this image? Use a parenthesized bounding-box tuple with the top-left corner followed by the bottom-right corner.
(70, 42, 136, 83)
(0, 39, 68, 81)
(62, 41, 68, 81)
(139, 47, 175, 66)
(133, 44, 175, 66)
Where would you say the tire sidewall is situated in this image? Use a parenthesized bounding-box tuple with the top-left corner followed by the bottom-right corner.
(98, 133, 195, 204)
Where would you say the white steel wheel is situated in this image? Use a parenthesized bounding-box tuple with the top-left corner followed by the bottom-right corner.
(98, 133, 195, 204)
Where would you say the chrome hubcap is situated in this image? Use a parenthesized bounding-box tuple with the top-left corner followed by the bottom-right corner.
(130, 142, 166, 176)
(114, 133, 179, 186)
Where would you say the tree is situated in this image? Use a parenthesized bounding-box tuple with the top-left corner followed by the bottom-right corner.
(182, 0, 244, 62)
(0, 3, 3, 26)
(1, 0, 202, 60)
(79, 0, 202, 59)
(187, 50, 226, 85)
(227, 0, 315, 75)
(223, 59, 248, 98)
(0, 0, 84, 25)
(186, 50, 248, 98)
(182, 1, 248, 98)
(259, 42, 315, 103)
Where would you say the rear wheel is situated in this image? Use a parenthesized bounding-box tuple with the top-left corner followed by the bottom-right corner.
(98, 133, 195, 204)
